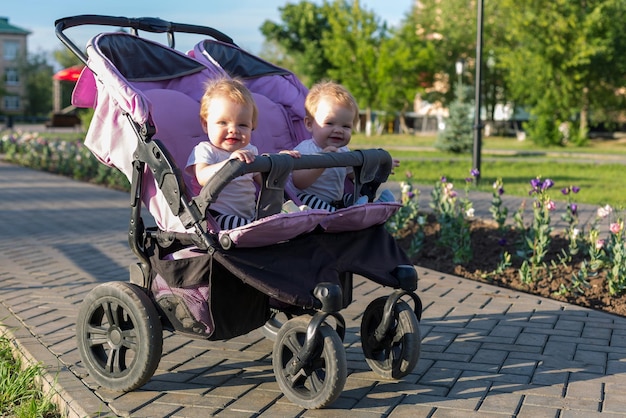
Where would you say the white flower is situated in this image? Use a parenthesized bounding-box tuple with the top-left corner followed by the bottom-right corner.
(597, 204, 613, 218)
(465, 208, 475, 218)
(417, 216, 426, 225)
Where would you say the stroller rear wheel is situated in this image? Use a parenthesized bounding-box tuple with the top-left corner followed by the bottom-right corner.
(272, 316, 347, 409)
(360, 296, 420, 379)
(76, 281, 163, 392)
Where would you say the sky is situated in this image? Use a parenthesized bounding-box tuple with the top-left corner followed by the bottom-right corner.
(7, 0, 413, 66)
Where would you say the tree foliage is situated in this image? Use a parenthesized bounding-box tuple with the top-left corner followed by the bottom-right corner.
(435, 87, 474, 153)
(498, 0, 626, 144)
(53, 47, 83, 69)
(19, 52, 53, 117)
(260, 1, 332, 86)
(321, 1, 385, 114)
(376, 10, 439, 127)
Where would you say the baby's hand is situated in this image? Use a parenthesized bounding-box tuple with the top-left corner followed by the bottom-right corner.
(231, 149, 256, 163)
(279, 150, 301, 158)
(391, 158, 400, 174)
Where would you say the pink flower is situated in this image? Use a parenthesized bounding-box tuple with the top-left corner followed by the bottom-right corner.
(610, 222, 623, 235)
(545, 200, 556, 211)
(596, 239, 605, 250)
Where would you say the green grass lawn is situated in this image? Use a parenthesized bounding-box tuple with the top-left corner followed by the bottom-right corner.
(351, 133, 626, 208)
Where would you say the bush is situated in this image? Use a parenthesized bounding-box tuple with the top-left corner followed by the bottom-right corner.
(434, 87, 473, 153)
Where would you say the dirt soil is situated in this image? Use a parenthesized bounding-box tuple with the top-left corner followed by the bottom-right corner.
(397, 214, 626, 318)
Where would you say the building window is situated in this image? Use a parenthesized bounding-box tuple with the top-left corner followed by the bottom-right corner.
(4, 96, 20, 110)
(3, 40, 20, 60)
(5, 68, 19, 86)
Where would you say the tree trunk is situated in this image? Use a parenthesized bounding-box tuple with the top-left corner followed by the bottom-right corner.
(579, 86, 589, 139)
(398, 102, 410, 134)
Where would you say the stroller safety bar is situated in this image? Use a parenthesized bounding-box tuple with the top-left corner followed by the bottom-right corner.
(193, 148, 394, 221)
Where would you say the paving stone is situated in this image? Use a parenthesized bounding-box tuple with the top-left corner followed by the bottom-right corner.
(517, 404, 560, 417)
(478, 391, 523, 415)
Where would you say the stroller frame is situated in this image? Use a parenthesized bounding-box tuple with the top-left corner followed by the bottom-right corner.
(56, 15, 423, 409)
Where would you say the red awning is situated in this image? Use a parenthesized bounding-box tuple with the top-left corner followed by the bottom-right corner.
(53, 65, 84, 82)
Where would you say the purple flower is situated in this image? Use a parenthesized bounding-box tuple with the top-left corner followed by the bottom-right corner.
(465, 177, 473, 183)
(498, 187, 504, 196)
(498, 238, 507, 246)
(530, 178, 542, 190)
(542, 178, 554, 190)
(570, 203, 578, 215)
(572, 186, 580, 193)
(441, 176, 447, 183)
(470, 168, 480, 177)
(561, 187, 570, 195)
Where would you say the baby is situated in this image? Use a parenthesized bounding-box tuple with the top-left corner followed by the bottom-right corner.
(186, 77, 299, 229)
(292, 81, 395, 211)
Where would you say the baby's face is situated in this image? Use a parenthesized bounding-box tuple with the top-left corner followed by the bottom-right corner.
(205, 97, 253, 153)
(306, 97, 354, 149)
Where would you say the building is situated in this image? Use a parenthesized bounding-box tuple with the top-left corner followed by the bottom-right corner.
(0, 17, 30, 117)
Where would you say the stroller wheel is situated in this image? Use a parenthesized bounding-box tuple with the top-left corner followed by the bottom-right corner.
(360, 296, 421, 379)
(272, 316, 346, 409)
(76, 282, 163, 392)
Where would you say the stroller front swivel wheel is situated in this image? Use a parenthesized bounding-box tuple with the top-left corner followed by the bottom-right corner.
(76, 281, 163, 392)
(360, 296, 421, 379)
(272, 316, 347, 409)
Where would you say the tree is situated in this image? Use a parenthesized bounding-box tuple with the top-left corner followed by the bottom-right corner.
(435, 86, 474, 153)
(53, 47, 83, 69)
(499, 0, 626, 145)
(260, 1, 332, 86)
(377, 10, 439, 133)
(19, 52, 53, 117)
(258, 39, 297, 73)
(321, 0, 388, 135)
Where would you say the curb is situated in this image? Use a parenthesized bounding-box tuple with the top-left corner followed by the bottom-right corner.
(0, 303, 115, 418)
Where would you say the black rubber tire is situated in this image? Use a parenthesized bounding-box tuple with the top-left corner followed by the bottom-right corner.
(360, 296, 421, 379)
(76, 282, 163, 391)
(272, 316, 347, 409)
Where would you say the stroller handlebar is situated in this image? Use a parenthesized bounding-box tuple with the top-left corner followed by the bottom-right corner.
(192, 149, 393, 222)
(55, 14, 235, 66)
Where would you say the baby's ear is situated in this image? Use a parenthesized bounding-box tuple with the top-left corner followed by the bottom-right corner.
(303, 116, 313, 132)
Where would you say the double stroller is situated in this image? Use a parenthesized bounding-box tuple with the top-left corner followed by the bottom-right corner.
(56, 15, 423, 409)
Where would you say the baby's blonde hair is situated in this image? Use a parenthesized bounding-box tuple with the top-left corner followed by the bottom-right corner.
(199, 77, 258, 130)
(305, 81, 359, 127)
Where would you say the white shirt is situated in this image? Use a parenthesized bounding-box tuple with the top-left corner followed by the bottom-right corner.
(294, 139, 351, 203)
(186, 141, 258, 220)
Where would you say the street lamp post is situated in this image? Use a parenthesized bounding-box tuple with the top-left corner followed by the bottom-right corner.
(473, 0, 484, 184)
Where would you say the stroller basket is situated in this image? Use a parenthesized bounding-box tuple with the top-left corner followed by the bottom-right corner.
(57, 15, 423, 410)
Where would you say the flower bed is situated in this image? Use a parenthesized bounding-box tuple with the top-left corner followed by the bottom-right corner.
(390, 172, 626, 317)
